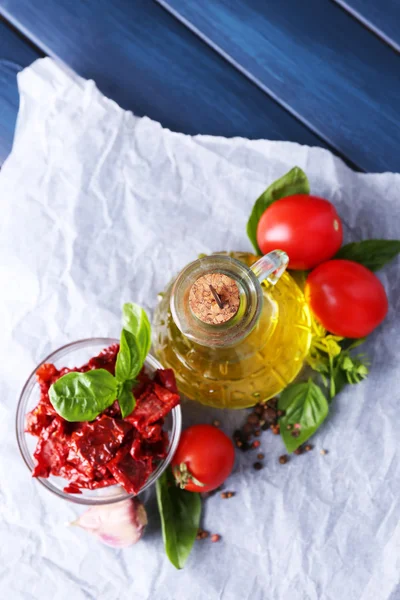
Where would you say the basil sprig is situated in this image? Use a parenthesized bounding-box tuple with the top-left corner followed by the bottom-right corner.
(156, 468, 201, 570)
(335, 239, 400, 271)
(49, 303, 151, 421)
(246, 167, 310, 255)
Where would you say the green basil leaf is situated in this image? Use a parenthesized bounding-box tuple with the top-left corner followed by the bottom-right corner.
(156, 468, 201, 570)
(117, 380, 136, 418)
(278, 381, 329, 453)
(115, 329, 141, 382)
(122, 303, 152, 362)
(246, 167, 310, 254)
(335, 240, 400, 271)
(49, 369, 118, 422)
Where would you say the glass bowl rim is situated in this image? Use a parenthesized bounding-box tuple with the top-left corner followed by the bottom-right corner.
(16, 337, 182, 505)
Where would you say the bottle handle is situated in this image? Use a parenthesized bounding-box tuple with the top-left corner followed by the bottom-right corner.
(251, 250, 289, 285)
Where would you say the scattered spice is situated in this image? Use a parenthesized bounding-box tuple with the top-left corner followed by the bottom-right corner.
(286, 424, 293, 430)
(252, 440, 261, 449)
(254, 430, 261, 437)
(243, 423, 253, 436)
(196, 528, 210, 540)
(277, 410, 285, 417)
(212, 419, 221, 427)
(211, 534, 221, 543)
(320, 449, 328, 455)
(253, 462, 263, 471)
(294, 446, 304, 455)
(254, 404, 264, 416)
(221, 491, 235, 499)
(247, 414, 260, 426)
(279, 455, 289, 465)
(291, 430, 300, 438)
(271, 425, 280, 435)
(305, 444, 314, 452)
(257, 453, 265, 460)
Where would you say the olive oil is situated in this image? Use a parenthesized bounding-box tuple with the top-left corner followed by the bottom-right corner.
(153, 252, 311, 409)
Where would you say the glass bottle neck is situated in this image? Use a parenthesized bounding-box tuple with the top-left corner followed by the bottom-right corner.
(170, 255, 263, 348)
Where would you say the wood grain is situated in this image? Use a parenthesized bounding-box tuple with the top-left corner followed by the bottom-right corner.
(0, 17, 41, 163)
(0, 0, 328, 153)
(333, 0, 400, 52)
(157, 0, 400, 172)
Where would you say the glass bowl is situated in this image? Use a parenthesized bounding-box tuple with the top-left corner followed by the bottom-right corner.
(16, 338, 182, 505)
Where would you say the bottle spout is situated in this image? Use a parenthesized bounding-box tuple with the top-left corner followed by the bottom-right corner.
(251, 250, 289, 285)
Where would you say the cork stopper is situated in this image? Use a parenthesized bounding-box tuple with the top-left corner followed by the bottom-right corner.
(189, 273, 240, 325)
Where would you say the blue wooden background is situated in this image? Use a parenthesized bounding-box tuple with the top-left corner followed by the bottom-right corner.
(0, 0, 399, 172)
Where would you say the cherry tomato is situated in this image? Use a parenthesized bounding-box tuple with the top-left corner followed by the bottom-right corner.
(305, 260, 388, 338)
(256, 194, 343, 270)
(172, 425, 235, 492)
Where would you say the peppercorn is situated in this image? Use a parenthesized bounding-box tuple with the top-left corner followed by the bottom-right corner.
(294, 446, 304, 455)
(305, 444, 313, 452)
(211, 534, 221, 543)
(247, 414, 260, 426)
(254, 430, 261, 437)
(253, 461, 263, 470)
(220, 491, 235, 499)
(279, 455, 289, 465)
(257, 453, 265, 460)
(291, 430, 300, 438)
(252, 440, 261, 449)
(263, 407, 277, 423)
(197, 528, 209, 540)
(254, 404, 264, 416)
(242, 423, 253, 436)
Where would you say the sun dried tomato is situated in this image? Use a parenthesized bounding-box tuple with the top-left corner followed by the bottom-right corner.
(27, 344, 179, 495)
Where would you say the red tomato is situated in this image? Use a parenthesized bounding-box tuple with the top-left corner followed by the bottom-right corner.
(172, 424, 235, 492)
(305, 260, 388, 338)
(256, 194, 343, 270)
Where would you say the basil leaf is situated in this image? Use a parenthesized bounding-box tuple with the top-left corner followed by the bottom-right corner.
(49, 369, 118, 422)
(156, 468, 201, 570)
(246, 167, 310, 254)
(122, 303, 152, 362)
(335, 240, 400, 271)
(117, 380, 136, 418)
(278, 381, 329, 453)
(115, 329, 141, 382)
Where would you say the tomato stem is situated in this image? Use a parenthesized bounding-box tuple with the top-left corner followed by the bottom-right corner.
(173, 463, 206, 490)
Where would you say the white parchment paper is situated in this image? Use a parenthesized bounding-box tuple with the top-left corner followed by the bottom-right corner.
(0, 58, 399, 600)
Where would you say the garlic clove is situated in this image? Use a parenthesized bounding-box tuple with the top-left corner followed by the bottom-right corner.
(71, 498, 147, 548)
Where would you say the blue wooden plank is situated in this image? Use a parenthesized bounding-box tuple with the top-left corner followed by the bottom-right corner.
(333, 0, 400, 53)
(156, 0, 400, 173)
(0, 18, 41, 164)
(0, 0, 332, 157)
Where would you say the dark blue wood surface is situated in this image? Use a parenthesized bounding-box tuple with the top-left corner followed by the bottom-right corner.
(333, 0, 400, 52)
(0, 18, 41, 163)
(157, 0, 400, 173)
(0, 0, 328, 167)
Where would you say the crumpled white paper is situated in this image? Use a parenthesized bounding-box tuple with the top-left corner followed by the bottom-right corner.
(0, 57, 399, 600)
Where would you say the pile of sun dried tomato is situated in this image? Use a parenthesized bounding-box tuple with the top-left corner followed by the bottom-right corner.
(25, 344, 180, 494)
